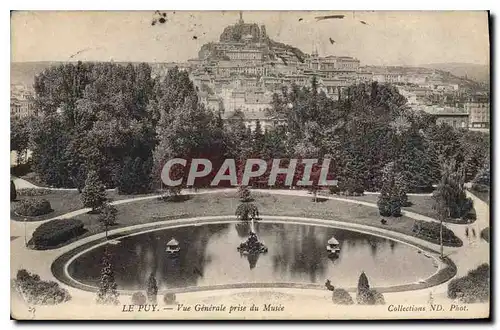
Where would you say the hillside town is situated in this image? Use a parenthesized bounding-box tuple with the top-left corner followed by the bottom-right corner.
(11, 13, 490, 132)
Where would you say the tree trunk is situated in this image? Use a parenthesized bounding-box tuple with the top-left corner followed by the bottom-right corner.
(440, 218, 444, 258)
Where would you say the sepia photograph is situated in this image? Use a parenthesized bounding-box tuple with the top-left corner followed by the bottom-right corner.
(9, 10, 491, 320)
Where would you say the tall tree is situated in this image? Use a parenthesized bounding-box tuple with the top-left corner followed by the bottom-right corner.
(96, 247, 120, 305)
(146, 273, 158, 304)
(81, 170, 106, 211)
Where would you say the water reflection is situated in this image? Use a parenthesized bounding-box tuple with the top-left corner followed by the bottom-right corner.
(68, 222, 436, 290)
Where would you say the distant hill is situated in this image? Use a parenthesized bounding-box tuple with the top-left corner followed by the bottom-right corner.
(11, 62, 60, 87)
(421, 63, 489, 83)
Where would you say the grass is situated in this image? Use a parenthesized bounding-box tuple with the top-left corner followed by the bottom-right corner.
(10, 189, 160, 222)
(51, 191, 461, 249)
(332, 193, 476, 224)
(11, 190, 84, 222)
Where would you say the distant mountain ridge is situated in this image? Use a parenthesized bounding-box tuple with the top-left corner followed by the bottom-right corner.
(420, 63, 489, 83)
(11, 62, 58, 87)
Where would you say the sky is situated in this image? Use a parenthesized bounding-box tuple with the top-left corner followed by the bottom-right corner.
(11, 11, 490, 66)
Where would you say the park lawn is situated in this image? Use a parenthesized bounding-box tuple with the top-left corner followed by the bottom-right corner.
(10, 188, 161, 222)
(71, 191, 457, 247)
(11, 190, 84, 222)
(331, 194, 438, 219)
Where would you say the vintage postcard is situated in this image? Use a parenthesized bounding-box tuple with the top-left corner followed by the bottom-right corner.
(10, 10, 490, 320)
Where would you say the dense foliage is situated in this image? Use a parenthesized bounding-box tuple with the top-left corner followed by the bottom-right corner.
(11, 180, 17, 201)
(15, 269, 71, 305)
(448, 263, 489, 303)
(433, 160, 474, 220)
(15, 198, 52, 217)
(15, 62, 489, 196)
(28, 219, 85, 249)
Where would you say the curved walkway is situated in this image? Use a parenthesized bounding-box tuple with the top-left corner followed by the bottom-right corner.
(11, 188, 489, 317)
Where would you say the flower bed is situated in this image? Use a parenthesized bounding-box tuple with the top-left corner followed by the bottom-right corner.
(14, 269, 71, 305)
(412, 220, 462, 247)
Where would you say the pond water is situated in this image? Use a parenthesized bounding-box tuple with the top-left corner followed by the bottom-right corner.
(67, 221, 438, 291)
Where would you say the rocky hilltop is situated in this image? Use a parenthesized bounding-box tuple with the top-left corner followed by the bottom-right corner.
(198, 14, 306, 63)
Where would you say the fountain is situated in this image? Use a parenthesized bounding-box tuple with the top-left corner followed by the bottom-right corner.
(237, 219, 268, 255)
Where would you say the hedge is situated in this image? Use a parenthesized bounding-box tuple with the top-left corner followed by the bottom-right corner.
(14, 198, 53, 216)
(332, 288, 354, 305)
(28, 219, 86, 249)
(15, 269, 71, 305)
(448, 263, 489, 303)
(412, 220, 462, 247)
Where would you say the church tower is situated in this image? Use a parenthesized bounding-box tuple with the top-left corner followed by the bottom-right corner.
(238, 11, 244, 24)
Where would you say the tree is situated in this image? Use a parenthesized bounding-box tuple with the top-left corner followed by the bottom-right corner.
(238, 185, 251, 202)
(397, 128, 434, 192)
(433, 160, 473, 257)
(96, 247, 120, 305)
(11, 180, 17, 201)
(472, 162, 490, 192)
(356, 271, 375, 305)
(10, 117, 30, 163)
(117, 156, 153, 195)
(377, 162, 406, 217)
(81, 170, 106, 211)
(236, 185, 259, 221)
(98, 202, 117, 239)
(146, 273, 158, 304)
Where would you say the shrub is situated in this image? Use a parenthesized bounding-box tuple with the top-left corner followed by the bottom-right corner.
(235, 202, 259, 220)
(238, 185, 251, 202)
(11, 180, 17, 201)
(447, 263, 489, 303)
(412, 220, 462, 246)
(17, 188, 52, 197)
(14, 269, 71, 305)
(81, 170, 106, 211)
(14, 198, 53, 216)
(377, 193, 402, 217)
(131, 292, 147, 305)
(164, 293, 176, 305)
(28, 219, 85, 249)
(146, 274, 158, 303)
(329, 185, 340, 195)
(332, 289, 354, 305)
